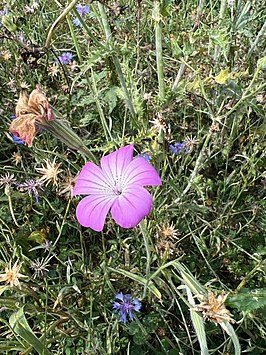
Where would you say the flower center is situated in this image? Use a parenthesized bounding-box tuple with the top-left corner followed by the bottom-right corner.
(112, 186, 122, 195)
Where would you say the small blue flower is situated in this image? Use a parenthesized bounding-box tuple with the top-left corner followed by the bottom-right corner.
(138, 153, 152, 161)
(73, 4, 90, 27)
(113, 292, 141, 323)
(73, 17, 82, 27)
(58, 52, 73, 65)
(169, 142, 188, 154)
(76, 4, 90, 16)
(12, 134, 25, 145)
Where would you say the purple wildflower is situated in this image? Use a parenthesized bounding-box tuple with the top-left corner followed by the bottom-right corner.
(113, 292, 141, 323)
(58, 52, 73, 65)
(169, 142, 188, 154)
(76, 4, 90, 16)
(73, 18, 82, 27)
(138, 153, 152, 161)
(18, 179, 44, 203)
(73, 144, 162, 231)
(73, 4, 90, 27)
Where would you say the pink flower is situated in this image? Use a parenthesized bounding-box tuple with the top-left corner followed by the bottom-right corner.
(73, 144, 162, 231)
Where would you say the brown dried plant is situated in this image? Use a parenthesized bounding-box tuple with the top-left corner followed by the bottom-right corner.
(9, 85, 54, 147)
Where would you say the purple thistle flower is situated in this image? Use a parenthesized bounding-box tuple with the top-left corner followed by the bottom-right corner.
(73, 144, 162, 231)
(18, 179, 44, 203)
(113, 292, 141, 323)
(169, 142, 188, 154)
(58, 52, 73, 65)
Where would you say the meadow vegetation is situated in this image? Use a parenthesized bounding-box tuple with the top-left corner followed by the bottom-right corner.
(0, 0, 266, 354)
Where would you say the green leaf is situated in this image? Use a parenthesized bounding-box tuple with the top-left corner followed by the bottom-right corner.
(104, 87, 118, 114)
(228, 288, 266, 313)
(186, 286, 209, 355)
(215, 68, 231, 84)
(9, 307, 53, 355)
(108, 267, 161, 300)
(220, 321, 241, 355)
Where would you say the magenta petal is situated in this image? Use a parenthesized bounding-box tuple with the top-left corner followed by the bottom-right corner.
(123, 157, 162, 187)
(111, 186, 153, 228)
(76, 194, 114, 231)
(73, 162, 110, 196)
(100, 145, 134, 184)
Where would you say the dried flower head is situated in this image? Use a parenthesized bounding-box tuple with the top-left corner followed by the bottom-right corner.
(194, 292, 234, 324)
(58, 170, 77, 198)
(1, 50, 12, 61)
(150, 113, 167, 135)
(0, 260, 26, 288)
(210, 123, 220, 133)
(0, 173, 16, 188)
(48, 64, 59, 77)
(30, 256, 52, 279)
(155, 222, 179, 259)
(160, 222, 178, 239)
(9, 85, 54, 147)
(11, 152, 23, 166)
(36, 158, 62, 186)
(19, 81, 30, 89)
(184, 135, 199, 152)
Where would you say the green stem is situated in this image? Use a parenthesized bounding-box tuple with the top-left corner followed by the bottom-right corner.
(97, 2, 136, 118)
(139, 221, 151, 298)
(7, 190, 20, 227)
(174, 131, 212, 203)
(90, 68, 112, 141)
(154, 1, 165, 100)
(66, 11, 112, 142)
(225, 68, 265, 118)
(45, 0, 80, 48)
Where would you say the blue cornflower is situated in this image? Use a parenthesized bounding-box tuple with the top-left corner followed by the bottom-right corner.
(58, 52, 73, 65)
(113, 292, 141, 323)
(73, 18, 82, 27)
(169, 142, 188, 154)
(73, 4, 90, 27)
(138, 153, 152, 161)
(76, 4, 90, 16)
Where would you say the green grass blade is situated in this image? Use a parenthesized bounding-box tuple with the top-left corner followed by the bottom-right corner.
(9, 307, 52, 355)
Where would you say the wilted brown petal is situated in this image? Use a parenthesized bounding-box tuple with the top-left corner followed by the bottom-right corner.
(9, 85, 54, 147)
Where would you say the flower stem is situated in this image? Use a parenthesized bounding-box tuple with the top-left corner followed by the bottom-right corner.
(174, 131, 212, 203)
(139, 221, 151, 298)
(97, 3, 137, 118)
(153, 1, 165, 100)
(45, 0, 80, 48)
